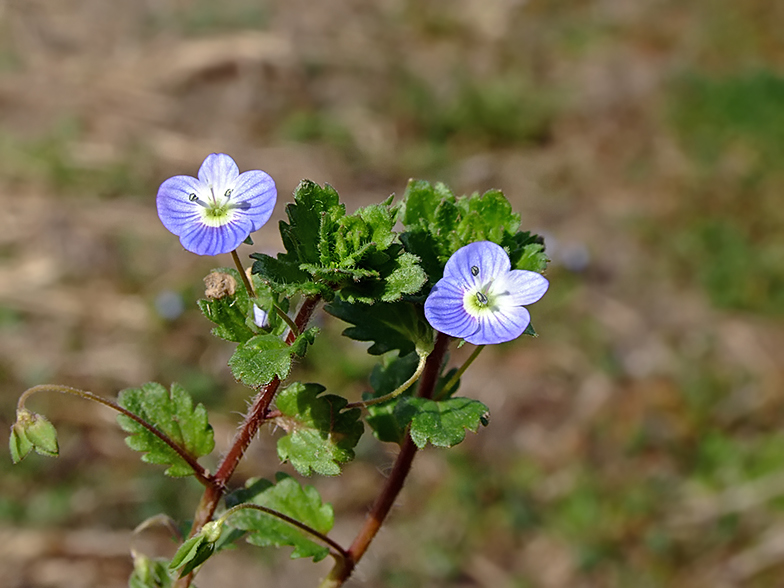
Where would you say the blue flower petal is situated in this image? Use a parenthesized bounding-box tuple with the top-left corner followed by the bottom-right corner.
(465, 306, 531, 345)
(443, 241, 511, 286)
(493, 270, 549, 306)
(180, 220, 252, 256)
(424, 279, 479, 340)
(156, 175, 204, 234)
(232, 170, 277, 231)
(198, 153, 239, 188)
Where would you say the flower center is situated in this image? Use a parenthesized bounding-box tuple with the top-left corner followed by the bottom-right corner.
(189, 187, 249, 227)
(463, 282, 496, 316)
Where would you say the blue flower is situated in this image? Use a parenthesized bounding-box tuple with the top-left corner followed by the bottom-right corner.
(156, 153, 276, 256)
(424, 241, 549, 345)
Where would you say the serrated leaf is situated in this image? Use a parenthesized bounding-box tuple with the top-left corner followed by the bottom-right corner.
(275, 382, 363, 476)
(227, 473, 334, 562)
(117, 383, 214, 477)
(324, 299, 428, 356)
(365, 352, 421, 444)
(254, 180, 425, 303)
(396, 397, 489, 449)
(130, 555, 173, 588)
(229, 334, 293, 388)
(250, 254, 329, 299)
(280, 180, 344, 266)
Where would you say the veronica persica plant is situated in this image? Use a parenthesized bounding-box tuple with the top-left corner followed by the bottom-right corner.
(12, 177, 551, 588)
(156, 153, 277, 256)
(424, 241, 549, 345)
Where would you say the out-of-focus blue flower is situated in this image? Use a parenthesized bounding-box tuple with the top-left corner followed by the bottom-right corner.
(156, 153, 276, 256)
(424, 241, 549, 345)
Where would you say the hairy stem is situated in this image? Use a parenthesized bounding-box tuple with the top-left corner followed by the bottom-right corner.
(176, 295, 321, 588)
(320, 331, 451, 588)
(17, 385, 213, 487)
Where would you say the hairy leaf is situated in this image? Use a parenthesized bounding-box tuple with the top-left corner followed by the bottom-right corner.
(227, 473, 334, 561)
(275, 382, 363, 476)
(117, 383, 214, 477)
(252, 181, 426, 303)
(229, 329, 317, 389)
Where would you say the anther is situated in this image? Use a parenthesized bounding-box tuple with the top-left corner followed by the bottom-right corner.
(476, 291, 488, 305)
(224, 189, 233, 198)
(188, 193, 198, 202)
(471, 265, 479, 276)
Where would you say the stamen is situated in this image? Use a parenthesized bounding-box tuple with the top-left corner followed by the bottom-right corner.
(188, 193, 210, 208)
(224, 188, 233, 199)
(476, 291, 488, 305)
(471, 266, 479, 276)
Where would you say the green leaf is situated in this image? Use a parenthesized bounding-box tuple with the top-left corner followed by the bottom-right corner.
(396, 397, 490, 449)
(117, 383, 215, 477)
(228, 328, 317, 389)
(250, 254, 328, 299)
(325, 299, 431, 356)
(252, 181, 426, 304)
(130, 555, 173, 588)
(229, 334, 293, 388)
(275, 382, 363, 476)
(280, 180, 344, 266)
(365, 352, 421, 444)
(227, 473, 334, 562)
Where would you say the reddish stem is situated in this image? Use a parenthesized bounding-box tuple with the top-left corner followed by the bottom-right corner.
(175, 295, 320, 588)
(321, 332, 451, 587)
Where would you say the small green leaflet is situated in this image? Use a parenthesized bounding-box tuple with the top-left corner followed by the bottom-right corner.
(227, 473, 335, 562)
(117, 383, 214, 477)
(396, 397, 490, 449)
(228, 328, 318, 389)
(275, 382, 363, 476)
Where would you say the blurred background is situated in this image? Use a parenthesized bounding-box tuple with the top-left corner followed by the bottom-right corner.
(1, 0, 784, 586)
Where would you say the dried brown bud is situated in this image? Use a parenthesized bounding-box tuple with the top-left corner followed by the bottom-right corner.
(203, 272, 237, 300)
